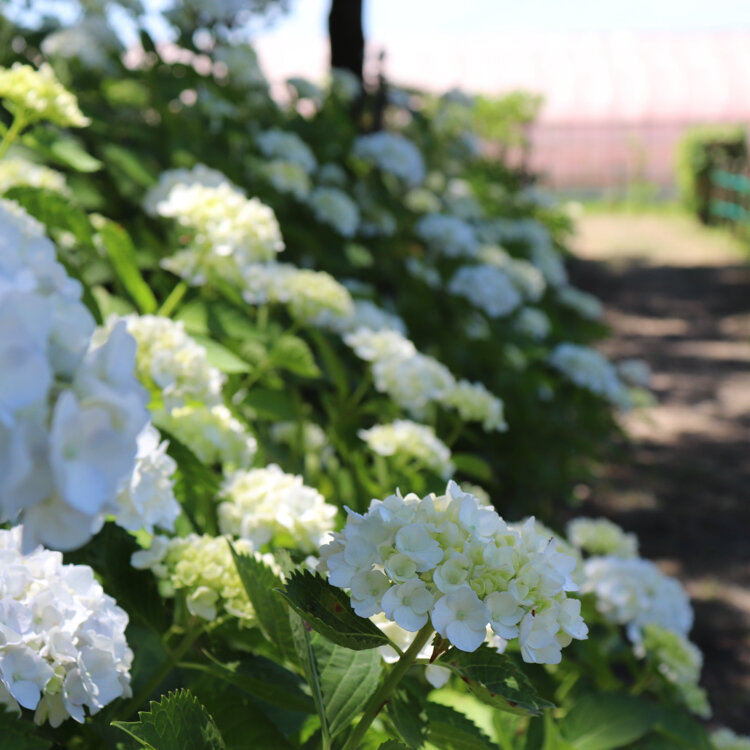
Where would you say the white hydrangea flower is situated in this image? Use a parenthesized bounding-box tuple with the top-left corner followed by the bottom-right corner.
(549, 343, 631, 408)
(353, 132, 425, 187)
(514, 307, 551, 340)
(359, 420, 455, 479)
(441, 380, 507, 432)
(0, 157, 69, 197)
(416, 213, 478, 258)
(0, 527, 132, 726)
(319, 482, 586, 658)
(557, 286, 604, 320)
(329, 299, 406, 337)
(582, 556, 693, 642)
(256, 129, 317, 174)
(257, 160, 311, 199)
(448, 264, 522, 318)
(142, 164, 231, 216)
(0, 63, 89, 127)
(307, 187, 360, 237)
(217, 465, 337, 553)
(566, 517, 639, 558)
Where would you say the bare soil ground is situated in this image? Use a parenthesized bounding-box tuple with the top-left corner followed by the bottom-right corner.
(569, 211, 750, 731)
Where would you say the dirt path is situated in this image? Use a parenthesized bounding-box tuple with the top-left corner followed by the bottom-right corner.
(569, 211, 750, 731)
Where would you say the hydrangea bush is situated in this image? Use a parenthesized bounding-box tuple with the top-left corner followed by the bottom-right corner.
(0, 8, 741, 749)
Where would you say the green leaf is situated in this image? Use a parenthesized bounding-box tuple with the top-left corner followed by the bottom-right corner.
(228, 546, 298, 666)
(111, 689, 226, 750)
(22, 127, 103, 172)
(192, 335, 251, 374)
(271, 335, 321, 378)
(314, 634, 383, 738)
(386, 690, 428, 749)
(559, 692, 657, 750)
(98, 220, 157, 314)
(442, 646, 554, 716)
(425, 703, 496, 750)
(100, 143, 156, 188)
(309, 330, 349, 395)
(378, 743, 410, 750)
(649, 705, 713, 750)
(0, 710, 52, 750)
(244, 387, 298, 421)
(275, 570, 390, 650)
(451, 454, 494, 482)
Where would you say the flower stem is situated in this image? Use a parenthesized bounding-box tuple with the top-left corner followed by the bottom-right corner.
(119, 624, 202, 719)
(341, 623, 434, 750)
(158, 280, 189, 318)
(0, 111, 27, 160)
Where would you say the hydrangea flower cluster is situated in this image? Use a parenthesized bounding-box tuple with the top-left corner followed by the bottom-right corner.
(0, 201, 150, 551)
(442, 380, 507, 432)
(581, 556, 693, 642)
(353, 132, 426, 187)
(331, 299, 406, 337)
(638, 624, 710, 718)
(477, 245, 547, 303)
(415, 213, 478, 258)
(557, 286, 604, 320)
(218, 465, 337, 553)
(319, 482, 587, 660)
(142, 164, 230, 217)
(256, 129, 317, 174)
(131, 534, 257, 624)
(358, 420, 455, 479)
(0, 157, 69, 196)
(448, 264, 522, 318)
(307, 187, 360, 237)
(712, 729, 750, 750)
(257, 160, 311, 199)
(566, 517, 639, 558)
(0, 527, 133, 726)
(0, 63, 89, 127)
(548, 343, 631, 408)
(514, 307, 551, 341)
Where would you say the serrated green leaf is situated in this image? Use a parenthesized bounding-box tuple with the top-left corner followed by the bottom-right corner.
(442, 646, 554, 716)
(386, 690, 427, 749)
(425, 703, 496, 750)
(98, 220, 157, 314)
(228, 546, 298, 666)
(271, 334, 321, 378)
(191, 335, 251, 373)
(314, 634, 383, 738)
(275, 570, 390, 650)
(451, 454, 494, 482)
(559, 692, 657, 750)
(0, 710, 51, 750)
(111, 689, 225, 750)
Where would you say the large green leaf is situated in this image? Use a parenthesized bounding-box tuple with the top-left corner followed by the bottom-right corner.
(192, 335, 251, 374)
(271, 334, 321, 378)
(275, 570, 390, 651)
(649, 705, 713, 750)
(0, 711, 51, 750)
(111, 689, 226, 750)
(228, 546, 299, 666)
(100, 143, 156, 188)
(22, 127, 103, 172)
(442, 646, 554, 716)
(386, 690, 428, 749)
(451, 454, 494, 483)
(97, 219, 157, 314)
(314, 634, 383, 738)
(425, 703, 496, 750)
(244, 387, 299, 421)
(559, 692, 657, 750)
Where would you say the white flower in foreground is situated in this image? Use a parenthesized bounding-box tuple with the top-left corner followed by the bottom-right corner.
(256, 129, 317, 174)
(566, 517, 638, 558)
(307, 187, 360, 237)
(353, 132, 425, 187)
(142, 164, 231, 216)
(359, 420, 455, 479)
(0, 158, 69, 196)
(582, 556, 693, 642)
(416, 213, 478, 258)
(319, 482, 586, 657)
(218, 465, 337, 553)
(448, 264, 521, 318)
(0, 527, 132, 726)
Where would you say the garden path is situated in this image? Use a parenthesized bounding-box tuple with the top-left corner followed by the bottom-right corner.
(569, 211, 750, 732)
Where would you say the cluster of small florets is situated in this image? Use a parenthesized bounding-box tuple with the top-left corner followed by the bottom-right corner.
(319, 482, 587, 659)
(0, 157, 69, 196)
(581, 556, 693, 642)
(353, 132, 426, 187)
(0, 527, 133, 726)
(566, 517, 639, 558)
(557, 286, 604, 320)
(329, 299, 407, 337)
(257, 160, 311, 199)
(142, 164, 230, 217)
(131, 534, 258, 623)
(0, 201, 150, 551)
(441, 380, 507, 432)
(0, 63, 89, 127)
(359, 420, 455, 479)
(415, 213, 479, 258)
(514, 307, 551, 341)
(448, 264, 522, 318)
(218, 465, 337, 553)
(712, 729, 750, 750)
(256, 129, 317, 174)
(548, 343, 631, 408)
(307, 187, 360, 237)
(477, 245, 547, 302)
(638, 624, 711, 717)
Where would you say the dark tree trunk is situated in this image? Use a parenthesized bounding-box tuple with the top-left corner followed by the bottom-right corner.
(328, 0, 364, 80)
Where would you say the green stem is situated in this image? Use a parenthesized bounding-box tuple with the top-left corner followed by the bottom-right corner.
(119, 624, 203, 719)
(341, 623, 434, 750)
(0, 111, 27, 160)
(158, 280, 188, 318)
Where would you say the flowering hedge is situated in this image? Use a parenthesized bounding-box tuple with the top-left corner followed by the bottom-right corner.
(0, 4, 745, 749)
